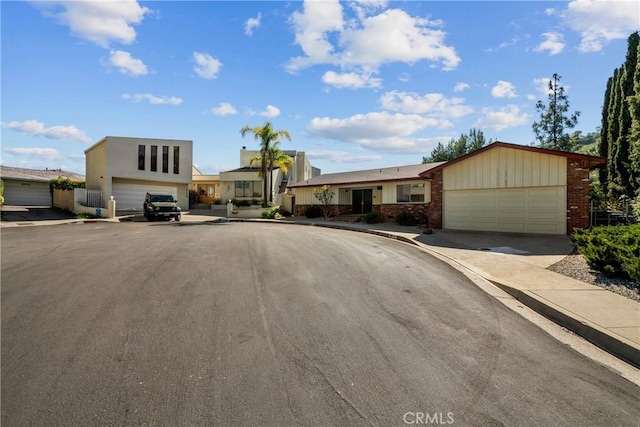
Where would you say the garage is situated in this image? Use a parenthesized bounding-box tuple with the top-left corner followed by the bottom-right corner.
(420, 142, 606, 235)
(112, 182, 178, 211)
(3, 182, 51, 206)
(444, 186, 566, 234)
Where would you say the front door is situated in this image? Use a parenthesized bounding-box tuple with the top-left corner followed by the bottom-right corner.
(352, 189, 373, 214)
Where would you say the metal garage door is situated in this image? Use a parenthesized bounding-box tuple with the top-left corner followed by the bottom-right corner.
(3, 184, 51, 206)
(444, 186, 566, 234)
(112, 183, 178, 211)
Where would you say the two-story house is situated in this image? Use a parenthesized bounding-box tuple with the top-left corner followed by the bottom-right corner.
(85, 136, 193, 211)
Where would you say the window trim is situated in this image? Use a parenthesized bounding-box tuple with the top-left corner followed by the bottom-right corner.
(150, 145, 158, 172)
(396, 183, 425, 203)
(162, 146, 169, 173)
(138, 145, 145, 171)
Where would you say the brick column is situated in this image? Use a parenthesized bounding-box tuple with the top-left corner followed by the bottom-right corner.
(566, 159, 591, 233)
(428, 170, 443, 229)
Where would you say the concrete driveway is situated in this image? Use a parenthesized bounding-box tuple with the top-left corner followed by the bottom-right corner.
(0, 205, 76, 222)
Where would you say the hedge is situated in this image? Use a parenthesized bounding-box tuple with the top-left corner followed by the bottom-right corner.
(572, 224, 640, 282)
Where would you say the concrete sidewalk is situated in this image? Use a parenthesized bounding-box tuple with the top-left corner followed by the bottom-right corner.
(283, 217, 640, 368)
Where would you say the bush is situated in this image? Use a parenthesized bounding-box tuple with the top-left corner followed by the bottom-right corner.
(573, 224, 640, 282)
(50, 177, 85, 190)
(251, 199, 262, 206)
(262, 206, 281, 219)
(233, 199, 251, 207)
(363, 211, 382, 224)
(395, 211, 416, 226)
(305, 205, 323, 219)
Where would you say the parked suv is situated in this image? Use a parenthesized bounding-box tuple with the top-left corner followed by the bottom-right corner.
(143, 193, 181, 222)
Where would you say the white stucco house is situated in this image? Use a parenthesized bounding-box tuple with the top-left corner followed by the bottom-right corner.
(85, 136, 193, 211)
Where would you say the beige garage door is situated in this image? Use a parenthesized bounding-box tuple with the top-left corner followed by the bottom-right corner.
(112, 183, 178, 211)
(444, 186, 566, 234)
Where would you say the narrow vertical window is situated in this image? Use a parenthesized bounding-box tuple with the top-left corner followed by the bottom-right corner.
(173, 146, 180, 174)
(151, 145, 158, 172)
(138, 145, 145, 170)
(162, 146, 169, 173)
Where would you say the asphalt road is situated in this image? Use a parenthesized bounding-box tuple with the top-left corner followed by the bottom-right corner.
(2, 222, 639, 426)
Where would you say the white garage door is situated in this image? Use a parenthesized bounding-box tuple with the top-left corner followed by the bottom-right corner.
(3, 184, 51, 206)
(112, 183, 178, 211)
(444, 186, 566, 235)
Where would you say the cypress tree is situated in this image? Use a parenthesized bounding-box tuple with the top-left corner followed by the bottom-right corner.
(607, 68, 623, 199)
(599, 76, 613, 193)
(629, 41, 640, 195)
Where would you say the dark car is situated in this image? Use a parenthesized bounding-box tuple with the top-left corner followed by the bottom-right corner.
(143, 193, 181, 222)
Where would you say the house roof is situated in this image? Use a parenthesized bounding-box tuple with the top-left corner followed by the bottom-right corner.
(0, 165, 85, 182)
(288, 162, 445, 188)
(418, 141, 606, 178)
(222, 167, 261, 173)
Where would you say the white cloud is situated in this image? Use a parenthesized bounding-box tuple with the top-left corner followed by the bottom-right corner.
(545, 8, 557, 16)
(193, 52, 222, 79)
(106, 50, 148, 76)
(534, 31, 566, 55)
(562, 0, 640, 52)
(379, 91, 472, 119)
(253, 105, 281, 118)
(339, 9, 460, 70)
(286, 1, 460, 76)
(245, 12, 262, 36)
(474, 105, 529, 131)
(1, 120, 91, 143)
(210, 102, 238, 116)
(322, 70, 382, 89)
(306, 112, 451, 153)
(34, 0, 150, 47)
(287, 0, 344, 71)
(3, 147, 63, 161)
(453, 82, 470, 92)
(306, 150, 382, 163)
(122, 93, 182, 105)
(491, 81, 518, 98)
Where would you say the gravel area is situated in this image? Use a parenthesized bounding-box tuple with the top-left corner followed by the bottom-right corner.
(548, 251, 640, 302)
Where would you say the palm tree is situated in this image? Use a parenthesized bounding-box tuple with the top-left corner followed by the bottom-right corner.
(240, 121, 291, 207)
(249, 143, 294, 203)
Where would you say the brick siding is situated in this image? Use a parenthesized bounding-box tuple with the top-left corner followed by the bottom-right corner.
(427, 170, 443, 229)
(566, 159, 591, 233)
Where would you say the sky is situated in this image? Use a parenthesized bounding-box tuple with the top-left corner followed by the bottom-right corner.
(2, 0, 639, 175)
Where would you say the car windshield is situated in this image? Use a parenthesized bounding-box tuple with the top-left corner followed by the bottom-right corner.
(150, 195, 174, 202)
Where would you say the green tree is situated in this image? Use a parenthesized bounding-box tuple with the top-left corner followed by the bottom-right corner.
(598, 31, 640, 201)
(532, 73, 580, 152)
(240, 121, 291, 207)
(249, 142, 294, 203)
(422, 129, 491, 163)
(313, 185, 335, 221)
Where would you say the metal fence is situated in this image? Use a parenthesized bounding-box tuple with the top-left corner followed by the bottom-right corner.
(84, 189, 103, 207)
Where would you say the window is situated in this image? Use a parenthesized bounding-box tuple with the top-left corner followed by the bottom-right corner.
(151, 146, 157, 172)
(138, 145, 145, 170)
(173, 146, 180, 174)
(162, 146, 169, 173)
(235, 181, 262, 198)
(397, 183, 425, 203)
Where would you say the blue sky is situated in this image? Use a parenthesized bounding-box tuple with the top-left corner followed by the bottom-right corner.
(2, 1, 639, 175)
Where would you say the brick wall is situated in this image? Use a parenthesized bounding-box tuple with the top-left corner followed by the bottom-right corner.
(294, 204, 351, 217)
(379, 204, 429, 224)
(427, 170, 443, 229)
(566, 159, 591, 233)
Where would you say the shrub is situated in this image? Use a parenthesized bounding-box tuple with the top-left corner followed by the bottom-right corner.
(305, 205, 323, 219)
(395, 211, 416, 226)
(262, 206, 281, 219)
(573, 224, 640, 282)
(50, 177, 85, 190)
(234, 199, 251, 207)
(252, 199, 262, 206)
(363, 211, 382, 224)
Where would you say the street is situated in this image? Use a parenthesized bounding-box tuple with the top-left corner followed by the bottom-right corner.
(2, 222, 639, 426)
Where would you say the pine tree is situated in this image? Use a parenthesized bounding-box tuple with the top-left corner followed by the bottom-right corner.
(532, 73, 580, 151)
